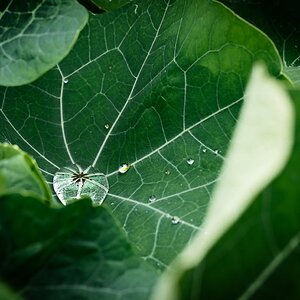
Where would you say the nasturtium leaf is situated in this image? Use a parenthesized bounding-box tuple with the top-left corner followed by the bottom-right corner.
(0, 0, 281, 268)
(151, 66, 296, 299)
(90, 0, 132, 11)
(0, 0, 88, 86)
(221, 0, 300, 86)
(0, 143, 51, 203)
(0, 195, 158, 300)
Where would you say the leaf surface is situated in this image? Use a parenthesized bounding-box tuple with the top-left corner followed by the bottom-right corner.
(0, 0, 88, 86)
(0, 0, 281, 267)
(90, 0, 132, 11)
(151, 65, 297, 299)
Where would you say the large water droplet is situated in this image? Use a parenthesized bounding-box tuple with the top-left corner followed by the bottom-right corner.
(148, 195, 157, 203)
(187, 158, 194, 165)
(171, 216, 180, 225)
(165, 170, 170, 175)
(63, 78, 68, 84)
(118, 163, 130, 174)
(53, 164, 109, 206)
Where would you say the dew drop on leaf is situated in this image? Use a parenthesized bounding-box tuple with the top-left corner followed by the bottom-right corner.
(118, 163, 130, 174)
(171, 216, 180, 225)
(165, 170, 170, 175)
(148, 195, 157, 203)
(53, 164, 109, 206)
(104, 124, 110, 129)
(186, 158, 194, 165)
(63, 78, 68, 84)
(202, 148, 207, 153)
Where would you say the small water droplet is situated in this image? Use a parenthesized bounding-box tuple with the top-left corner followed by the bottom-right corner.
(187, 158, 194, 165)
(215, 150, 219, 155)
(53, 165, 109, 206)
(171, 216, 180, 225)
(118, 163, 130, 174)
(63, 78, 68, 84)
(202, 148, 207, 153)
(165, 170, 170, 175)
(104, 124, 110, 129)
(108, 65, 112, 70)
(148, 195, 156, 203)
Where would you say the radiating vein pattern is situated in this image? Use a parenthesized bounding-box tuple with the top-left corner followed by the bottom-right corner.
(0, 0, 281, 267)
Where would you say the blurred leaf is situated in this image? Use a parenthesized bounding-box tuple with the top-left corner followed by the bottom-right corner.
(0, 195, 158, 299)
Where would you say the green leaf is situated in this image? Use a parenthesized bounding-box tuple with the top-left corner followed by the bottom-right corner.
(220, 0, 300, 86)
(0, 143, 51, 203)
(90, 0, 133, 11)
(151, 65, 296, 299)
(0, 0, 281, 267)
(0, 194, 158, 299)
(0, 0, 88, 86)
(0, 282, 22, 300)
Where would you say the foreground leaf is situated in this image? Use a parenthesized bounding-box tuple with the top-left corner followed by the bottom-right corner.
(151, 65, 295, 298)
(0, 0, 281, 267)
(0, 195, 158, 299)
(0, 282, 22, 300)
(0, 143, 51, 202)
(0, 0, 88, 86)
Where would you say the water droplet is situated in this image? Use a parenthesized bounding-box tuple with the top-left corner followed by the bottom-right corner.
(215, 150, 219, 155)
(202, 148, 207, 153)
(53, 164, 108, 206)
(187, 158, 194, 165)
(165, 170, 170, 175)
(118, 163, 130, 174)
(148, 195, 156, 203)
(108, 65, 112, 70)
(171, 216, 180, 225)
(63, 78, 68, 84)
(104, 124, 110, 129)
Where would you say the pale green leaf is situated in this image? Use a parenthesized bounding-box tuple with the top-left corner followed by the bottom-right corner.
(0, 195, 158, 300)
(0, 143, 52, 203)
(0, 0, 88, 86)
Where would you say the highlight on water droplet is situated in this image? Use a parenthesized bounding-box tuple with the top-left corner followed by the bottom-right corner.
(215, 149, 219, 155)
(165, 170, 170, 175)
(171, 216, 180, 225)
(53, 164, 109, 206)
(63, 78, 68, 84)
(148, 195, 157, 203)
(118, 163, 130, 174)
(104, 124, 110, 129)
(202, 148, 207, 153)
(186, 158, 194, 165)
